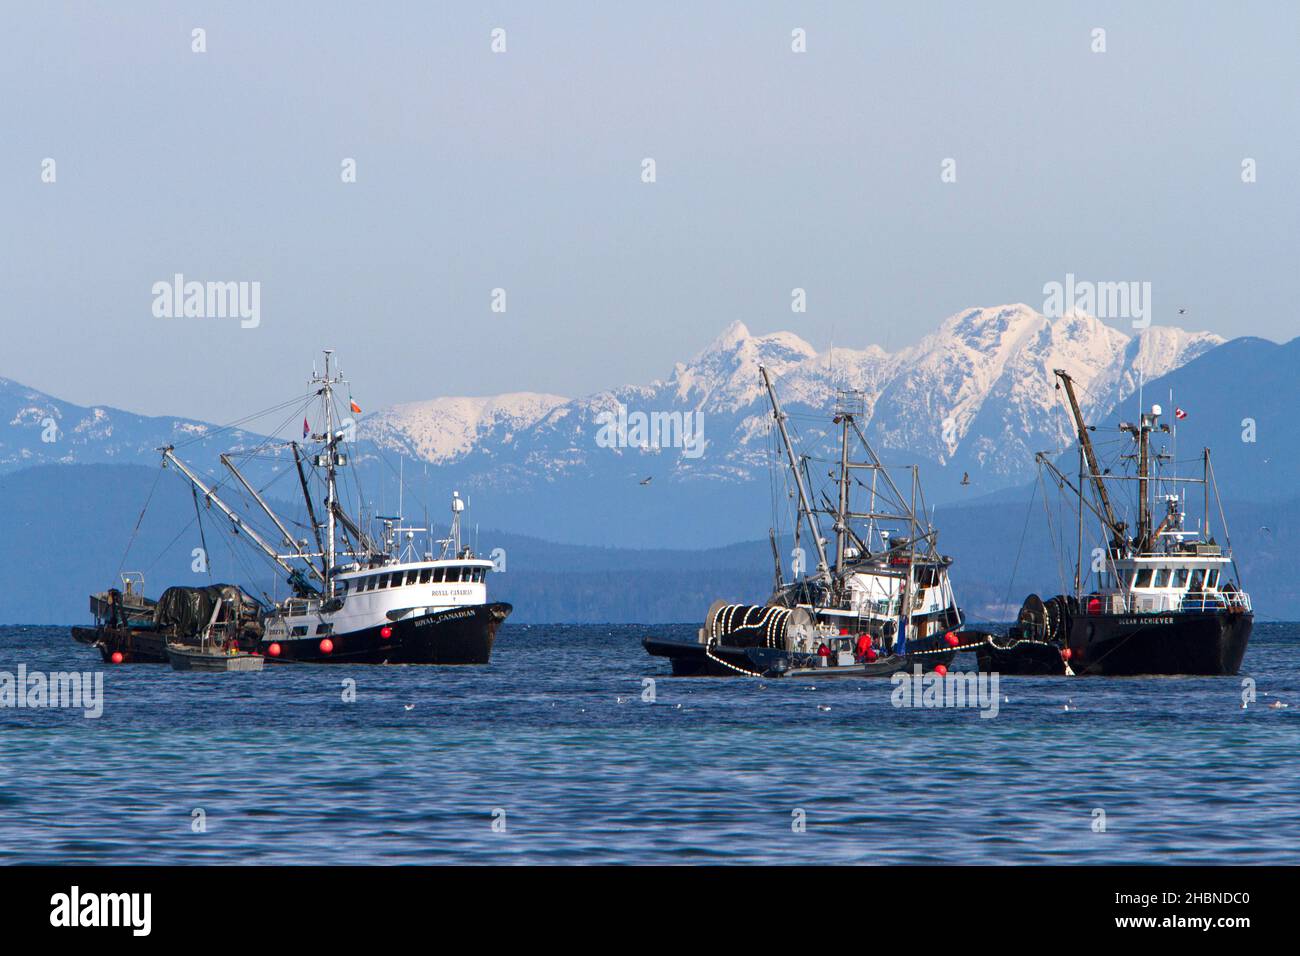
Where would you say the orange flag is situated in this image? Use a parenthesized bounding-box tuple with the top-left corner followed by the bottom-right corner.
(350, 399, 362, 414)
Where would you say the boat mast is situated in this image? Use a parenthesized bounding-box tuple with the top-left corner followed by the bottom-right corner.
(759, 365, 830, 582)
(1121, 405, 1165, 554)
(1203, 447, 1211, 541)
(312, 350, 344, 597)
(835, 405, 850, 575)
(292, 441, 327, 577)
(1075, 444, 1084, 598)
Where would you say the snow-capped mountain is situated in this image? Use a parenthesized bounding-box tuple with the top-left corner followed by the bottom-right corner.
(0, 376, 265, 472)
(0, 305, 1232, 548)
(356, 304, 1223, 498)
(364, 393, 569, 463)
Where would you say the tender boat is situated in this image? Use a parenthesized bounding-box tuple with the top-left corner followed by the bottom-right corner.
(167, 645, 265, 672)
(72, 579, 262, 664)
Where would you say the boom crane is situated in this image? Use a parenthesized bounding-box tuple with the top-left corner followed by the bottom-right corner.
(1054, 369, 1127, 553)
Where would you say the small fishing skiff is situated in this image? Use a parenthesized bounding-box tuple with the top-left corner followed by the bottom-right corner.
(167, 643, 265, 672)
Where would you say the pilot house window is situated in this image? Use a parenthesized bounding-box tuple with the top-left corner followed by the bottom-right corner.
(1134, 569, 1153, 588)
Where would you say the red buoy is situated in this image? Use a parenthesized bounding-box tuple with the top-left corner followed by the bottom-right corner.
(945, 631, 960, 647)
(380, 626, 392, 639)
(319, 638, 334, 654)
(817, 644, 830, 657)
(110, 651, 124, 664)
(267, 642, 281, 658)
(856, 634, 871, 656)
(1087, 597, 1102, 615)
(1061, 647, 1073, 661)
(933, 664, 948, 677)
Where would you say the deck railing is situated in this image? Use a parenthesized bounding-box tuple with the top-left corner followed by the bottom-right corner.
(1086, 590, 1252, 615)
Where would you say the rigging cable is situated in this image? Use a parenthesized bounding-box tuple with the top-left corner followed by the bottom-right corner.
(117, 463, 165, 575)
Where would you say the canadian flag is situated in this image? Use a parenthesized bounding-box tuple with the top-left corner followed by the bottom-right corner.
(1175, 407, 1187, 420)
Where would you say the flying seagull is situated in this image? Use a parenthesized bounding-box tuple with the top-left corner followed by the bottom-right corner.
(640, 476, 653, 485)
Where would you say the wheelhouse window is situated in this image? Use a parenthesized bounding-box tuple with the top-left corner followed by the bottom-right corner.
(1206, 569, 1219, 589)
(316, 623, 333, 635)
(1134, 568, 1153, 588)
(433, 567, 445, 583)
(1153, 569, 1169, 588)
(1174, 568, 1190, 589)
(1190, 569, 1206, 591)
(406, 570, 418, 586)
(419, 568, 431, 584)
(290, 625, 308, 637)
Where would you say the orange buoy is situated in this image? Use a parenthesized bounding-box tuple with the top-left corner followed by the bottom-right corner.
(933, 664, 948, 677)
(319, 638, 334, 654)
(380, 626, 392, 639)
(1061, 647, 1073, 661)
(110, 651, 124, 664)
(267, 643, 281, 657)
(945, 632, 960, 647)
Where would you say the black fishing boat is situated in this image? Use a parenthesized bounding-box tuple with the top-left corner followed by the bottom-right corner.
(645, 367, 988, 678)
(981, 369, 1252, 676)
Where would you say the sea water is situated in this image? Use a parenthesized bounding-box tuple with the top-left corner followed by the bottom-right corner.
(0, 623, 1296, 864)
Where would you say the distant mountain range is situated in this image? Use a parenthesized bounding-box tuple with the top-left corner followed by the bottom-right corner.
(3, 310, 1296, 623)
(5, 304, 1259, 549)
(3, 464, 1294, 624)
(360, 304, 1222, 495)
(10, 303, 1300, 548)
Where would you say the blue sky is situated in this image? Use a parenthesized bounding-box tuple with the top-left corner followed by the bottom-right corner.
(2, 1, 1296, 421)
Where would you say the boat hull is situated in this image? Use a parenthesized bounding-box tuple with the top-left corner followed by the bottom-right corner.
(261, 602, 512, 664)
(168, 646, 265, 672)
(977, 609, 1252, 676)
(1067, 609, 1252, 676)
(71, 625, 170, 664)
(643, 636, 955, 678)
